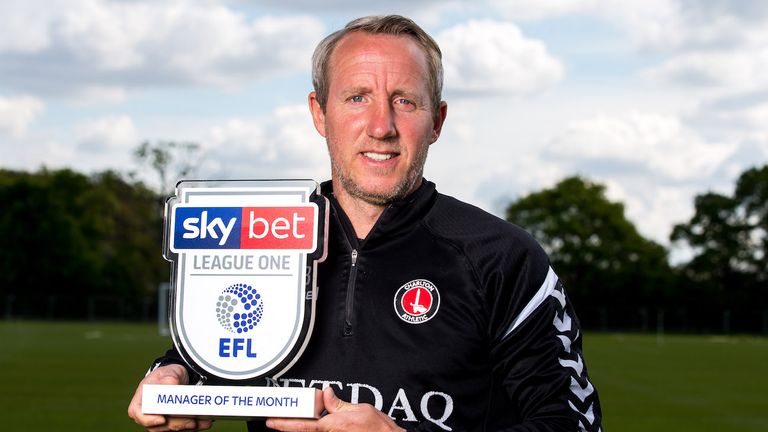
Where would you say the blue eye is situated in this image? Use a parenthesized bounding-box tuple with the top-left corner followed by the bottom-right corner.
(350, 95, 364, 103)
(394, 98, 417, 111)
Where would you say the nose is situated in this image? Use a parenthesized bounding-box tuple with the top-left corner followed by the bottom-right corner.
(366, 100, 397, 139)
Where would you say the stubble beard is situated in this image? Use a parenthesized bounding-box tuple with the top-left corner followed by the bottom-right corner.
(330, 141, 430, 207)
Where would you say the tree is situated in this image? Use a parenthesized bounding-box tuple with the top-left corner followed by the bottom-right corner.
(671, 165, 767, 330)
(0, 168, 167, 319)
(733, 165, 768, 282)
(133, 140, 201, 194)
(505, 176, 673, 326)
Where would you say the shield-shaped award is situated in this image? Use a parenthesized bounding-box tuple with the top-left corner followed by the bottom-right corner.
(142, 179, 328, 419)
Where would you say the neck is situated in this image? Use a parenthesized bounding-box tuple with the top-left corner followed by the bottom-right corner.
(334, 191, 386, 239)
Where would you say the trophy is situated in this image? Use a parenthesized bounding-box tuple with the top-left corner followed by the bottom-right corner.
(142, 179, 328, 418)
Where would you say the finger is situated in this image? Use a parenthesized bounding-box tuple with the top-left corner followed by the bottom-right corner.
(313, 388, 324, 418)
(197, 418, 214, 430)
(155, 374, 183, 385)
(150, 364, 190, 385)
(265, 417, 320, 432)
(131, 412, 167, 428)
(322, 386, 348, 414)
(128, 383, 167, 427)
(128, 365, 190, 427)
(145, 416, 207, 432)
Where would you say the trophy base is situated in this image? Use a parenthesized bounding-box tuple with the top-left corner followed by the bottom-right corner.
(142, 384, 317, 419)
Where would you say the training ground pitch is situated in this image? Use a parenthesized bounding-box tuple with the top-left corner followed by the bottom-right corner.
(1, 321, 766, 431)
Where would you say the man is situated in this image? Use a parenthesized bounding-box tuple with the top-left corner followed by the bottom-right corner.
(128, 15, 602, 432)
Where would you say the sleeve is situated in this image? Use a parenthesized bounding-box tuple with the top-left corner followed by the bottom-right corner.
(488, 264, 603, 432)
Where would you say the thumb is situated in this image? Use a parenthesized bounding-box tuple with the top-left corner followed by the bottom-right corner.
(152, 364, 189, 385)
(322, 386, 349, 414)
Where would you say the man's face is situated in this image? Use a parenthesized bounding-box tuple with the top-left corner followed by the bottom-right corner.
(309, 32, 447, 206)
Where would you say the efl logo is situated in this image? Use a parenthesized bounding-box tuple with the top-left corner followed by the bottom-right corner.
(217, 283, 264, 358)
(171, 205, 317, 251)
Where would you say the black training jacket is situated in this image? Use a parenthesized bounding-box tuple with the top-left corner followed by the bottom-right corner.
(152, 180, 602, 431)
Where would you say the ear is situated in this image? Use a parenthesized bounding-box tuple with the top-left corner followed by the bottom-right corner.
(308, 91, 327, 137)
(429, 101, 448, 144)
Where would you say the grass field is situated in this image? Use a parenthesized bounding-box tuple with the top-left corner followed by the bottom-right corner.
(1, 321, 766, 431)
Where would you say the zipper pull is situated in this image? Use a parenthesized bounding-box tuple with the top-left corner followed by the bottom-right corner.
(344, 249, 359, 337)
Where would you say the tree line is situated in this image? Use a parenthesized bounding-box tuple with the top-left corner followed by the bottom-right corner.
(0, 164, 765, 332)
(0, 168, 167, 319)
(506, 166, 767, 333)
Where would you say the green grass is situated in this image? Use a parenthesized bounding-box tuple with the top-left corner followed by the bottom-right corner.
(585, 333, 768, 431)
(0, 321, 243, 432)
(0, 322, 766, 431)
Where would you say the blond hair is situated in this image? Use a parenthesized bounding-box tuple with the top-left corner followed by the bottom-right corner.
(311, 15, 443, 113)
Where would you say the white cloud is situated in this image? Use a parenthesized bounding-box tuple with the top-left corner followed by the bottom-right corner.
(202, 105, 328, 180)
(685, 91, 768, 142)
(546, 112, 735, 180)
(76, 115, 139, 153)
(0, 95, 44, 137)
(71, 86, 128, 105)
(576, 1, 768, 96)
(249, 0, 447, 12)
(437, 20, 563, 96)
(596, 0, 696, 52)
(0, 0, 325, 97)
(603, 178, 696, 244)
(494, 0, 768, 53)
(645, 48, 768, 91)
(492, 0, 598, 20)
(599, 0, 768, 53)
(0, 1, 52, 53)
(490, 0, 768, 94)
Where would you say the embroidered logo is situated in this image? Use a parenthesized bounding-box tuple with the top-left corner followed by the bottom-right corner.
(394, 279, 440, 324)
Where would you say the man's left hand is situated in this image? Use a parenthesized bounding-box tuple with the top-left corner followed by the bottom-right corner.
(266, 386, 405, 432)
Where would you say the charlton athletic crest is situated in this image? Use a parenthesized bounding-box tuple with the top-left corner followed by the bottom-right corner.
(394, 279, 440, 324)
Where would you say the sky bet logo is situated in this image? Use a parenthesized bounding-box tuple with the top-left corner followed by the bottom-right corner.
(171, 205, 317, 251)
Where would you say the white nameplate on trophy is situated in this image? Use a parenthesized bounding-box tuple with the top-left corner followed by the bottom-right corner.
(142, 384, 317, 418)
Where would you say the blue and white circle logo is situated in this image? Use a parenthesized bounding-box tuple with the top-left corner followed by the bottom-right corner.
(216, 283, 264, 334)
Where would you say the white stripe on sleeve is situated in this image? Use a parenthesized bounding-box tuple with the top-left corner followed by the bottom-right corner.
(503, 266, 558, 339)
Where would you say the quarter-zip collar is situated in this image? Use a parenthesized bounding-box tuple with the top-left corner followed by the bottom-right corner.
(320, 179, 438, 337)
(320, 179, 438, 250)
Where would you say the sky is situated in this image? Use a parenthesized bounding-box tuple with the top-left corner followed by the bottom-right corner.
(1, 0, 767, 253)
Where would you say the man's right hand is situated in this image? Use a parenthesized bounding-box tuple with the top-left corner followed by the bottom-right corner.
(127, 364, 213, 431)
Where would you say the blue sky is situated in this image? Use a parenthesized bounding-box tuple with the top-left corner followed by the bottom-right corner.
(2, 0, 767, 251)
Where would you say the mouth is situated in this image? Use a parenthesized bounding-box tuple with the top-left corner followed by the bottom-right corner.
(362, 151, 397, 161)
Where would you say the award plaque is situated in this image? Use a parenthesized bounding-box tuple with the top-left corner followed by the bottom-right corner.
(142, 179, 328, 419)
